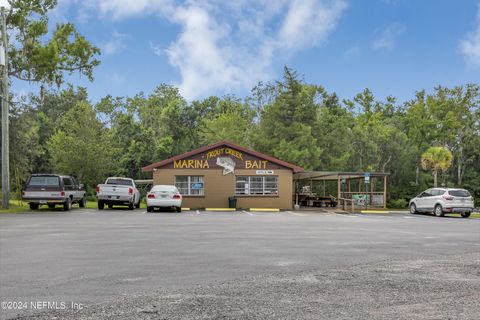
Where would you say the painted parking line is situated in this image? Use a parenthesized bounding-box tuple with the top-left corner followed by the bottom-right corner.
(196, 210, 201, 215)
(241, 210, 254, 216)
(250, 208, 280, 212)
(285, 211, 305, 217)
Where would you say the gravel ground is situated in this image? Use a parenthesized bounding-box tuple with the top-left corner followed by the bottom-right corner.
(12, 252, 480, 320)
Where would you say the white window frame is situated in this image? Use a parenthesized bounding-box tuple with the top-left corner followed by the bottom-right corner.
(174, 176, 204, 196)
(235, 176, 278, 196)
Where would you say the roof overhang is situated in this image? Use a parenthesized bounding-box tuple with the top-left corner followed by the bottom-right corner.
(293, 171, 390, 181)
(142, 140, 304, 173)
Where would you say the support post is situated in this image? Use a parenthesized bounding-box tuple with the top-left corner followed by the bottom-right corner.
(383, 175, 387, 209)
(337, 175, 341, 202)
(1, 7, 9, 209)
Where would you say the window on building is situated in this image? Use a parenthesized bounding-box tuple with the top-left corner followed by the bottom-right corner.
(174, 176, 204, 196)
(235, 176, 278, 195)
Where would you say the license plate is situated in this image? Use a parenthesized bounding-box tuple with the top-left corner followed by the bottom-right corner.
(40, 200, 47, 204)
(161, 195, 168, 198)
(461, 199, 466, 202)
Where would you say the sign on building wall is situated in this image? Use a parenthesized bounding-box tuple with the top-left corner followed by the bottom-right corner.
(256, 170, 274, 175)
(216, 157, 236, 175)
(191, 182, 204, 189)
(169, 146, 283, 171)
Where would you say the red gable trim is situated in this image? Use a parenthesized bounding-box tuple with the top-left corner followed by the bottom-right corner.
(142, 140, 304, 173)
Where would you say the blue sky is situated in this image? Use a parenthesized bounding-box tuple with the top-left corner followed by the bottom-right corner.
(6, 0, 480, 103)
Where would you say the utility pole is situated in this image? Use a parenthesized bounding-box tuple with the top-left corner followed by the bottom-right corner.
(1, 6, 9, 209)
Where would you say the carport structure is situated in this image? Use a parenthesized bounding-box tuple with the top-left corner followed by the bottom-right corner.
(293, 171, 389, 211)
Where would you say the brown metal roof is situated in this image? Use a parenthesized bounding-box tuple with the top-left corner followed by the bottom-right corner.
(142, 140, 304, 173)
(293, 171, 390, 180)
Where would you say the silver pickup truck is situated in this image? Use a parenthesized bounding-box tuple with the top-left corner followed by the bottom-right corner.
(22, 174, 86, 211)
(96, 177, 141, 210)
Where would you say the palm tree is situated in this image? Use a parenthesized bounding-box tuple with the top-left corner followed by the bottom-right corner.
(421, 146, 453, 187)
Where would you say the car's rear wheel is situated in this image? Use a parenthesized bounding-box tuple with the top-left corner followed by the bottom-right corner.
(409, 203, 417, 214)
(176, 206, 182, 213)
(63, 198, 72, 211)
(29, 203, 39, 210)
(135, 201, 141, 209)
(147, 206, 153, 212)
(98, 201, 104, 210)
(434, 204, 444, 217)
(461, 212, 471, 218)
(108, 203, 113, 209)
(79, 196, 86, 208)
(128, 202, 134, 210)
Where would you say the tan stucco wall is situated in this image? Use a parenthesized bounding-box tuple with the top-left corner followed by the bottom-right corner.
(153, 168, 293, 209)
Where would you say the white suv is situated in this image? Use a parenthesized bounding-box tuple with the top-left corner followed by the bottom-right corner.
(409, 188, 474, 218)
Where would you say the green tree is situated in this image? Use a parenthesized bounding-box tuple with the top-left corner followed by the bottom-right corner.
(31, 86, 89, 172)
(196, 96, 255, 146)
(315, 91, 354, 171)
(421, 146, 453, 187)
(8, 99, 41, 186)
(47, 102, 115, 188)
(7, 0, 100, 86)
(199, 112, 252, 146)
(426, 85, 479, 186)
(137, 85, 192, 158)
(253, 67, 323, 169)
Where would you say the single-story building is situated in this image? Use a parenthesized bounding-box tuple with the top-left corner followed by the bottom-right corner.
(142, 141, 303, 209)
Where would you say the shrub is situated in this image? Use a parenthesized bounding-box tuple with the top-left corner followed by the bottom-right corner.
(388, 198, 408, 209)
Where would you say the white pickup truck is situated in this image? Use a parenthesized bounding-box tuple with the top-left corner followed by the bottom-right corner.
(96, 177, 141, 210)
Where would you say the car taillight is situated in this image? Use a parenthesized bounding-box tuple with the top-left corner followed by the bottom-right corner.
(147, 194, 155, 199)
(173, 194, 181, 199)
(129, 187, 133, 195)
(60, 191, 65, 196)
(96, 186, 100, 193)
(443, 195, 454, 201)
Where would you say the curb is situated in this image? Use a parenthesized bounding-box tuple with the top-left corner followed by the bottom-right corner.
(249, 208, 280, 212)
(360, 210, 390, 214)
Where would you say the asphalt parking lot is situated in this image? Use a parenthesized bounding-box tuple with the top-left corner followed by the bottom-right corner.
(1, 209, 479, 319)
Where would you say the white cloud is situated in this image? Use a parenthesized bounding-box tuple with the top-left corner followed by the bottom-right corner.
(149, 41, 163, 56)
(372, 23, 406, 50)
(75, 0, 347, 100)
(86, 0, 173, 20)
(460, 4, 480, 67)
(101, 31, 128, 55)
(343, 46, 360, 60)
(165, 4, 244, 99)
(279, 0, 347, 50)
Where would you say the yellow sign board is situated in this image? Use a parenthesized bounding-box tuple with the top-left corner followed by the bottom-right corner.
(173, 159, 210, 169)
(206, 148, 243, 160)
(172, 148, 271, 170)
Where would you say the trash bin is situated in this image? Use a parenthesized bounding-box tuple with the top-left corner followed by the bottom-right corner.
(228, 196, 237, 209)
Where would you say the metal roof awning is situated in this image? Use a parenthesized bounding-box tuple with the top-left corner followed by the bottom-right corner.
(293, 171, 390, 181)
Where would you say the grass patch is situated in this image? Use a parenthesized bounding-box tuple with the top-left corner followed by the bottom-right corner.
(0, 199, 100, 213)
(445, 212, 480, 219)
(0, 200, 29, 213)
(85, 200, 98, 209)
